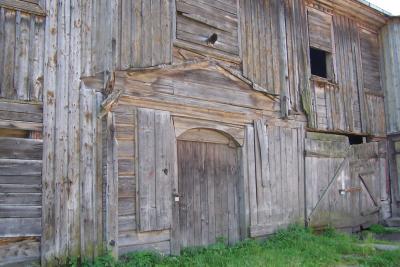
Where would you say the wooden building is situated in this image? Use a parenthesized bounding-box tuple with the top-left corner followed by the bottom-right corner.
(381, 16, 400, 222)
(0, 0, 398, 265)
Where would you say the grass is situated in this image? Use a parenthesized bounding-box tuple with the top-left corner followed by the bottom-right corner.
(70, 225, 400, 267)
(367, 224, 400, 234)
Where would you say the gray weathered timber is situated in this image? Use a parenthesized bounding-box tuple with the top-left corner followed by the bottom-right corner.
(136, 108, 174, 232)
(381, 18, 400, 134)
(177, 138, 240, 247)
(0, 0, 393, 264)
(305, 132, 385, 229)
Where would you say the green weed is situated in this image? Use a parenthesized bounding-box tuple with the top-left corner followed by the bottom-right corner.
(68, 225, 400, 267)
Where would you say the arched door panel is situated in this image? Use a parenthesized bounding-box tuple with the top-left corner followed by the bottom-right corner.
(177, 129, 240, 248)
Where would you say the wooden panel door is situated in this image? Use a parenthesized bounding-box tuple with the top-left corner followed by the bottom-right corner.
(177, 139, 240, 248)
(305, 132, 385, 229)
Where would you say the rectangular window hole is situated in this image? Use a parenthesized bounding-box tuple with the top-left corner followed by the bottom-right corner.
(310, 47, 329, 78)
(348, 135, 364, 145)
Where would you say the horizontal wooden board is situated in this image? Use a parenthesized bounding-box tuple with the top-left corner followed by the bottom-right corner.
(0, 175, 41, 185)
(0, 237, 40, 266)
(0, 218, 41, 237)
(0, 205, 41, 218)
(175, 0, 240, 59)
(0, 159, 42, 176)
(0, 137, 42, 159)
(0, 193, 41, 205)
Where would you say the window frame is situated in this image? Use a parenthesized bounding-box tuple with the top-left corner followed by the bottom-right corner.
(307, 6, 336, 82)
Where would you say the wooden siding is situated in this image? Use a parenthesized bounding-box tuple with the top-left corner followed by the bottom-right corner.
(381, 18, 400, 134)
(175, 0, 240, 62)
(239, 0, 287, 95)
(80, 0, 174, 74)
(246, 122, 305, 237)
(0, 7, 45, 101)
(360, 29, 382, 92)
(0, 0, 390, 264)
(332, 14, 363, 134)
(0, 101, 43, 266)
(304, 8, 386, 137)
(308, 8, 333, 52)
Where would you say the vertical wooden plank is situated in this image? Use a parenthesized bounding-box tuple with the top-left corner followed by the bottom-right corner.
(121, 0, 132, 69)
(132, 0, 142, 67)
(94, 93, 103, 256)
(68, 0, 82, 256)
(13, 11, 21, 99)
(200, 145, 208, 246)
(105, 113, 118, 257)
(298, 126, 305, 222)
(154, 111, 172, 230)
(55, 0, 70, 257)
(15, 12, 30, 100)
(142, 0, 152, 67)
(243, 0, 253, 81)
(80, 89, 95, 259)
(250, 0, 260, 84)
(239, 126, 250, 239)
(1, 10, 16, 98)
(0, 8, 4, 95)
(42, 0, 57, 263)
(170, 116, 180, 255)
(160, 0, 172, 64)
(192, 143, 201, 246)
(206, 143, 216, 245)
(81, 0, 92, 75)
(151, 0, 161, 66)
(29, 15, 45, 101)
(246, 125, 257, 227)
(238, 0, 248, 77)
(137, 108, 157, 231)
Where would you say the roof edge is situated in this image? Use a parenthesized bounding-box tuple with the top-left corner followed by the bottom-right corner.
(356, 0, 392, 16)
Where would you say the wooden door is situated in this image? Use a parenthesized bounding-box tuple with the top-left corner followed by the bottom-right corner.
(177, 129, 240, 248)
(305, 132, 386, 229)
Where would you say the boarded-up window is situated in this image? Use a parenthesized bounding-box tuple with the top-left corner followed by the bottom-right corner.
(360, 29, 382, 92)
(307, 8, 334, 79)
(137, 108, 176, 232)
(175, 0, 240, 62)
(308, 8, 333, 52)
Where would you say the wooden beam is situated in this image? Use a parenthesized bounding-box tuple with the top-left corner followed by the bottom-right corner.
(98, 89, 122, 118)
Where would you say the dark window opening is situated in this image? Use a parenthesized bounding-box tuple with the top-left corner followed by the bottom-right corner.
(310, 47, 328, 78)
(348, 135, 364, 145)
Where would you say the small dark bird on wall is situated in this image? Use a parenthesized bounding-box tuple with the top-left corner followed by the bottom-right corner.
(207, 33, 218, 45)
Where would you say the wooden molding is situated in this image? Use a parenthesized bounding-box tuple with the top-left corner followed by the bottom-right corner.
(0, 0, 45, 16)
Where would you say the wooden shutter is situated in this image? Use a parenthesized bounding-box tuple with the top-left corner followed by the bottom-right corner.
(360, 29, 382, 92)
(137, 108, 176, 232)
(307, 8, 333, 52)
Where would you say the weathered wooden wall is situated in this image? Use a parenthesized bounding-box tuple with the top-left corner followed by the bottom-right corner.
(381, 18, 400, 135)
(0, 101, 43, 266)
(0, 0, 392, 264)
(0, 6, 45, 101)
(388, 135, 400, 217)
(303, 3, 386, 137)
(244, 122, 305, 237)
